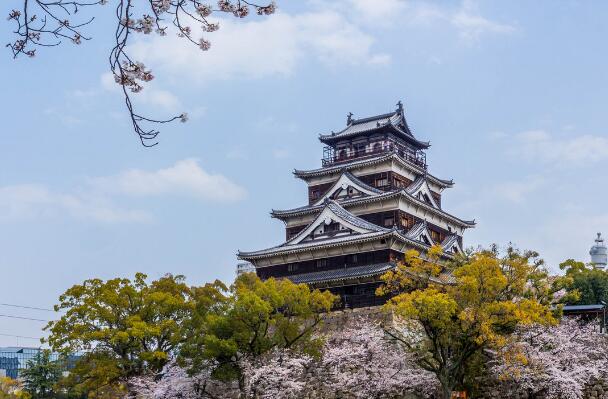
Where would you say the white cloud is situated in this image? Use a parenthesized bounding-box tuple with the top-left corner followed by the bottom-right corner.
(129, 10, 389, 84)
(347, 0, 406, 24)
(491, 175, 546, 204)
(0, 160, 246, 224)
(92, 159, 246, 202)
(119, 1, 514, 85)
(0, 184, 150, 223)
(512, 130, 608, 165)
(451, 0, 515, 43)
(376, 0, 516, 44)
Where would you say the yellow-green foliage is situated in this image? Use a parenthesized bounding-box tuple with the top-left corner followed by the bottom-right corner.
(180, 273, 338, 385)
(380, 246, 559, 398)
(44, 273, 192, 393)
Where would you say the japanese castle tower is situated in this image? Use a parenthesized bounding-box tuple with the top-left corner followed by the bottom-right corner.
(238, 102, 475, 308)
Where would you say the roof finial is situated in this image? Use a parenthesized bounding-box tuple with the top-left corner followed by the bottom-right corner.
(396, 100, 404, 114)
(347, 112, 353, 125)
(597, 232, 603, 244)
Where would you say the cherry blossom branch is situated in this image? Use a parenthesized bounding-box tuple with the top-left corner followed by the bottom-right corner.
(7, 0, 277, 146)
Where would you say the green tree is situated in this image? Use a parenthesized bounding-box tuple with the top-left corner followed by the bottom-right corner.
(45, 273, 192, 396)
(560, 259, 608, 305)
(379, 246, 559, 399)
(20, 350, 61, 399)
(180, 273, 337, 395)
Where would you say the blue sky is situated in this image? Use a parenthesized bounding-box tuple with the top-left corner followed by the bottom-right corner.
(2, 0, 608, 346)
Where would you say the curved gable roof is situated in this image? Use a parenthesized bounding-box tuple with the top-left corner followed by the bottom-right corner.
(318, 105, 430, 149)
(312, 170, 383, 206)
(406, 176, 440, 208)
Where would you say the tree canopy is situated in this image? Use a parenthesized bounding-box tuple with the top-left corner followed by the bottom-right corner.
(179, 273, 337, 393)
(20, 350, 62, 399)
(379, 246, 562, 399)
(45, 273, 192, 394)
(560, 258, 608, 305)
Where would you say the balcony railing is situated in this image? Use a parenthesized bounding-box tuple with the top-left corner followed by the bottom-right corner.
(322, 142, 426, 169)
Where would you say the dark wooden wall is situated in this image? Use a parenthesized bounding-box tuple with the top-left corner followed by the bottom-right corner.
(257, 249, 391, 279)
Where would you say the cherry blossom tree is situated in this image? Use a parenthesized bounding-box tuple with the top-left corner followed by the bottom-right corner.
(243, 351, 312, 399)
(132, 315, 440, 399)
(491, 318, 608, 399)
(6, 0, 276, 146)
(129, 361, 220, 399)
(320, 317, 438, 398)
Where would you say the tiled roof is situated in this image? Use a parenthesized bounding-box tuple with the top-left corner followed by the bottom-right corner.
(405, 176, 426, 194)
(326, 200, 388, 233)
(237, 230, 393, 259)
(272, 189, 475, 228)
(562, 304, 605, 311)
(293, 152, 454, 188)
(440, 234, 459, 251)
(287, 262, 396, 284)
(404, 221, 428, 240)
(309, 170, 384, 206)
(240, 200, 466, 261)
(240, 201, 392, 259)
(343, 171, 384, 194)
(318, 108, 429, 149)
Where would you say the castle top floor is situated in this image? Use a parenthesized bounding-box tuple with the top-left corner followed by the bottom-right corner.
(318, 102, 429, 169)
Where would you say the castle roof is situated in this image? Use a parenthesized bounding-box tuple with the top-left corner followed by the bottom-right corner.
(311, 170, 383, 206)
(440, 234, 463, 254)
(271, 179, 475, 229)
(293, 152, 454, 188)
(287, 262, 396, 285)
(286, 261, 456, 286)
(319, 103, 430, 150)
(239, 200, 444, 261)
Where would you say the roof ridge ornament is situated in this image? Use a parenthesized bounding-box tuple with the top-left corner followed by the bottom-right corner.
(347, 112, 353, 125)
(396, 100, 404, 114)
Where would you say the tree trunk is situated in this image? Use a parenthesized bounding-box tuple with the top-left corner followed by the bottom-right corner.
(238, 373, 246, 399)
(438, 373, 458, 399)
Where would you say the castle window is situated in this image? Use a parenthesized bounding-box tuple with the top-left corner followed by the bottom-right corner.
(384, 217, 394, 227)
(354, 143, 366, 155)
(316, 259, 327, 268)
(288, 264, 299, 272)
(311, 190, 320, 199)
(327, 222, 340, 232)
(375, 177, 388, 187)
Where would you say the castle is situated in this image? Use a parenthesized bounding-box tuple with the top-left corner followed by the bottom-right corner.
(238, 102, 475, 308)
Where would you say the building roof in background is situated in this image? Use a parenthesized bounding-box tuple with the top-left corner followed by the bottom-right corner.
(562, 304, 605, 311)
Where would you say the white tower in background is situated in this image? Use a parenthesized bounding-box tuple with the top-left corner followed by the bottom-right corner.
(590, 233, 607, 269)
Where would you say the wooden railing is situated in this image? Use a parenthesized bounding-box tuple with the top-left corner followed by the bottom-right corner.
(322, 144, 426, 169)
